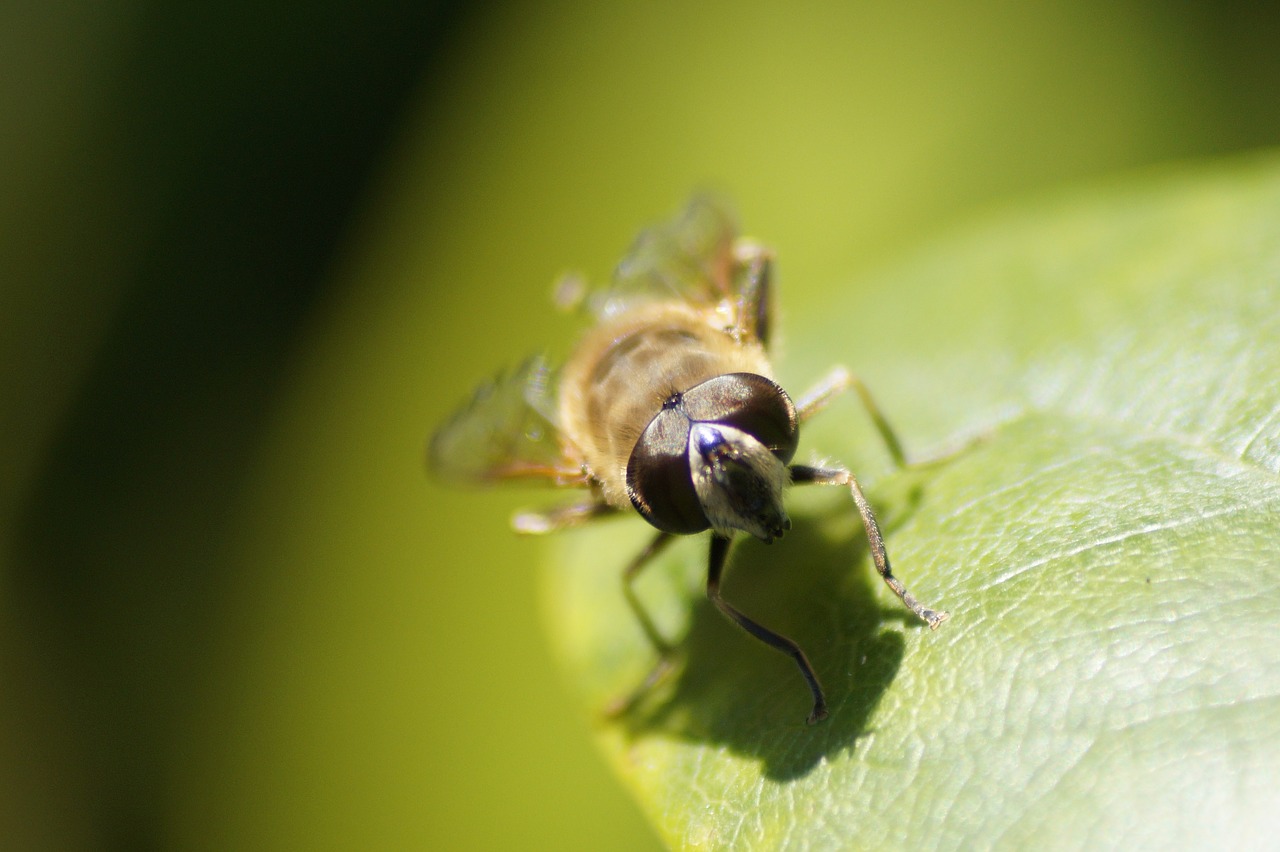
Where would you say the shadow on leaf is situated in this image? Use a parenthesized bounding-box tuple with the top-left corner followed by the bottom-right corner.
(611, 487, 931, 781)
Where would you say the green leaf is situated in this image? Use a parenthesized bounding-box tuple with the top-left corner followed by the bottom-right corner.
(539, 153, 1280, 849)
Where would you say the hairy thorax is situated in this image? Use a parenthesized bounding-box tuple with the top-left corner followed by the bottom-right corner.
(558, 300, 772, 507)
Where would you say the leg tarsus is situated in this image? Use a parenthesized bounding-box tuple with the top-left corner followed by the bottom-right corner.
(897, 428, 993, 471)
(603, 652, 679, 720)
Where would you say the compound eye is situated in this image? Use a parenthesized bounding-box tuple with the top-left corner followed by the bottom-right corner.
(626, 406, 710, 535)
(681, 373, 799, 464)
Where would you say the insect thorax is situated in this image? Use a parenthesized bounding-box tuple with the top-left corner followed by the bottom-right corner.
(558, 300, 772, 507)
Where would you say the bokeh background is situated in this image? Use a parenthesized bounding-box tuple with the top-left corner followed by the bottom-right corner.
(4, 1, 1279, 848)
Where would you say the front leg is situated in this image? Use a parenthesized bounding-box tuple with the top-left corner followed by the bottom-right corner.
(705, 533, 829, 725)
(791, 464, 949, 630)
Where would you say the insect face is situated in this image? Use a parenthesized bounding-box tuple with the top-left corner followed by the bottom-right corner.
(626, 372, 798, 543)
(689, 422, 792, 543)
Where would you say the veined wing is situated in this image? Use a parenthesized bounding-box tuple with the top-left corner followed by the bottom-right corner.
(428, 355, 576, 484)
(588, 196, 739, 319)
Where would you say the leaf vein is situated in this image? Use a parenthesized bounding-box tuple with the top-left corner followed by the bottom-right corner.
(979, 501, 1257, 591)
(1236, 400, 1280, 461)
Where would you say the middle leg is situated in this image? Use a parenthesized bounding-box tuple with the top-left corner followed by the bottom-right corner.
(794, 366, 907, 467)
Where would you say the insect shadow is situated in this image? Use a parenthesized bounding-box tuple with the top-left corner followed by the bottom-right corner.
(613, 484, 927, 782)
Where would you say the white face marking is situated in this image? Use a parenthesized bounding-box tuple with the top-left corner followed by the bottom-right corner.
(688, 422, 791, 542)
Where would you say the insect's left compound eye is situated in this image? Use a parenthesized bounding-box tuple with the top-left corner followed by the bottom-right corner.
(681, 373, 799, 464)
(626, 405, 711, 535)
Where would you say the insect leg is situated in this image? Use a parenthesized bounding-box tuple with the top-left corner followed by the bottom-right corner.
(605, 531, 679, 718)
(511, 497, 618, 534)
(706, 533, 829, 725)
(794, 366, 908, 467)
(732, 241, 775, 348)
(622, 532, 678, 655)
(791, 464, 949, 629)
(797, 367, 990, 469)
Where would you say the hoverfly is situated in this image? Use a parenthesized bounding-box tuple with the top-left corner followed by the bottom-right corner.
(429, 198, 948, 724)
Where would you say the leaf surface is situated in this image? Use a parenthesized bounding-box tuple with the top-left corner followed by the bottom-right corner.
(541, 154, 1280, 849)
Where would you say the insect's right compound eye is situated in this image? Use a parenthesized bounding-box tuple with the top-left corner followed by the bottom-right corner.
(626, 406, 710, 535)
(681, 373, 798, 464)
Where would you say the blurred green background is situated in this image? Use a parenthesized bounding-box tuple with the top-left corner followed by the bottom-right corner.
(3, 1, 1279, 848)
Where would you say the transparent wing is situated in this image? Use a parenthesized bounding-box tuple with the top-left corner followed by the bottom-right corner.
(587, 196, 739, 319)
(429, 355, 577, 485)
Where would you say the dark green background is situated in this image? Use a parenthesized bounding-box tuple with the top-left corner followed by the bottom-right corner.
(4, 1, 1279, 848)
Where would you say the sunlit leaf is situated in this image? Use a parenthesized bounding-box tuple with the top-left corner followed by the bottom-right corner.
(541, 153, 1280, 848)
